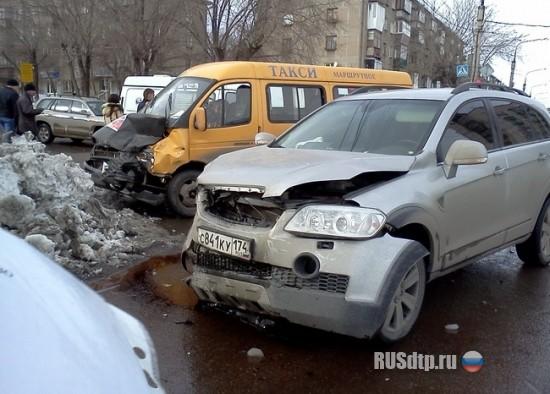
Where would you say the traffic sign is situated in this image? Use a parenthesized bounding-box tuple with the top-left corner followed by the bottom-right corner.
(20, 63, 34, 83)
(456, 64, 469, 78)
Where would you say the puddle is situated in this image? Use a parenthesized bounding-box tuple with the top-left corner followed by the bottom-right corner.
(91, 254, 198, 307)
(145, 257, 198, 307)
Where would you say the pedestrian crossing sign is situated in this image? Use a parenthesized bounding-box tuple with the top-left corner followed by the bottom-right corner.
(456, 64, 469, 78)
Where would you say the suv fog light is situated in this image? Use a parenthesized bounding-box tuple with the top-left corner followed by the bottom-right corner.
(293, 253, 320, 279)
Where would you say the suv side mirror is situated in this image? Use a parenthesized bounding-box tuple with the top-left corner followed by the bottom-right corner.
(194, 107, 206, 131)
(255, 132, 276, 145)
(80, 109, 91, 116)
(443, 140, 488, 179)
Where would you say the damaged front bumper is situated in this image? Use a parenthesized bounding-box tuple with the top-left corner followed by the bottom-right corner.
(84, 146, 166, 205)
(183, 207, 427, 339)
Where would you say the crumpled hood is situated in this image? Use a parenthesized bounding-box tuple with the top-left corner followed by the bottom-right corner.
(198, 146, 416, 197)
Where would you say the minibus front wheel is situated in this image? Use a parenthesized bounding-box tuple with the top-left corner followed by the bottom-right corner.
(167, 169, 201, 217)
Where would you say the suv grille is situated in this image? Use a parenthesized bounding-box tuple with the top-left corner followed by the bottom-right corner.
(192, 243, 348, 294)
(202, 189, 283, 228)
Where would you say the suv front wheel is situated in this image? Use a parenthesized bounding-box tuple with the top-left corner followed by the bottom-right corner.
(379, 258, 426, 343)
(517, 198, 550, 267)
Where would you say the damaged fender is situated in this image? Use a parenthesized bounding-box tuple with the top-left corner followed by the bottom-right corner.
(151, 129, 189, 175)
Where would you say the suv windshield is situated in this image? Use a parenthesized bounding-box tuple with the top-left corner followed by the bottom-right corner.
(275, 99, 443, 155)
(146, 76, 213, 120)
(86, 101, 103, 116)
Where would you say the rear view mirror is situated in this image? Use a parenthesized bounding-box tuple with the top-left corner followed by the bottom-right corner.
(443, 140, 488, 178)
(194, 107, 206, 131)
(255, 132, 276, 145)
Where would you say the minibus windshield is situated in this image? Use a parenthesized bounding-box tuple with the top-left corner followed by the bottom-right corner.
(146, 76, 213, 119)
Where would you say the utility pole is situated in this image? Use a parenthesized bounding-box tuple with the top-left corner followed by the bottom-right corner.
(471, 0, 485, 82)
(509, 38, 548, 88)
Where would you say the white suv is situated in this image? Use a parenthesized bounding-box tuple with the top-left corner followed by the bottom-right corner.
(182, 83, 550, 342)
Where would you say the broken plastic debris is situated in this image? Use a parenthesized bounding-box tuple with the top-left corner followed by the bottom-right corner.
(247, 347, 264, 361)
(445, 323, 459, 333)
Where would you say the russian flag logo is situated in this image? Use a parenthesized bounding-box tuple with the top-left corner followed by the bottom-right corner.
(461, 351, 484, 373)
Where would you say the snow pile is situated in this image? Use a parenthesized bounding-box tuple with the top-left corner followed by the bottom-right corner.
(0, 134, 181, 278)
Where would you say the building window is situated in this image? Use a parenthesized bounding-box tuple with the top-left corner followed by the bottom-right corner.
(400, 45, 408, 60)
(327, 7, 338, 23)
(418, 31, 425, 44)
(393, 20, 411, 37)
(282, 38, 291, 54)
(431, 20, 437, 31)
(325, 35, 337, 51)
(394, 0, 412, 14)
(419, 10, 425, 23)
(283, 14, 294, 26)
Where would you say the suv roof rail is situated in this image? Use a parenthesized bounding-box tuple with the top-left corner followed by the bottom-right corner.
(451, 82, 529, 97)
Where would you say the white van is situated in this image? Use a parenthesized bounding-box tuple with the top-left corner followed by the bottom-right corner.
(120, 75, 175, 114)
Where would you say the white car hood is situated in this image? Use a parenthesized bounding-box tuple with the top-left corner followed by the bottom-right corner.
(198, 146, 416, 197)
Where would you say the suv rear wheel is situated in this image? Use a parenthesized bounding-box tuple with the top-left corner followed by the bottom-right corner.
(167, 169, 201, 217)
(36, 123, 54, 144)
(517, 198, 550, 267)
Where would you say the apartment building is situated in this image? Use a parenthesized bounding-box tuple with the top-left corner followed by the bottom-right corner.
(264, 0, 465, 87)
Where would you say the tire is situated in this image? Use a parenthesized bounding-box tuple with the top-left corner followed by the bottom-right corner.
(516, 198, 550, 267)
(167, 169, 201, 217)
(378, 258, 426, 343)
(36, 123, 54, 144)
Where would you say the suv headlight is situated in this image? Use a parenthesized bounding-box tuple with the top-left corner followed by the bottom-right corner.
(285, 205, 386, 239)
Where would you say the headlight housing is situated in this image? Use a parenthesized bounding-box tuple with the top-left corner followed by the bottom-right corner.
(284, 205, 386, 239)
(136, 147, 154, 170)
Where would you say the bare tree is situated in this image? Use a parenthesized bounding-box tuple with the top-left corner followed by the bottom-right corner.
(0, 0, 53, 87)
(420, 0, 524, 66)
(184, 0, 342, 62)
(102, 0, 185, 75)
(35, 0, 100, 96)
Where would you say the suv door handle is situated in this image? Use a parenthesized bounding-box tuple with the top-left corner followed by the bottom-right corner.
(538, 153, 549, 161)
(493, 166, 506, 176)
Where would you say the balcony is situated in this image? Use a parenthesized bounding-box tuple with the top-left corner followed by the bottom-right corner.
(396, 10, 411, 21)
(393, 58, 408, 69)
(366, 47, 382, 58)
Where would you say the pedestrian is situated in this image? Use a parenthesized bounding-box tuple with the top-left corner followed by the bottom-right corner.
(16, 83, 43, 136)
(0, 79, 20, 141)
(102, 93, 124, 123)
(136, 88, 155, 113)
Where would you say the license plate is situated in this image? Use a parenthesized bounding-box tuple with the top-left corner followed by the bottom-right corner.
(197, 228, 252, 260)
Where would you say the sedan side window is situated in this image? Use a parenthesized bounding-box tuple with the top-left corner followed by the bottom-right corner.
(437, 100, 495, 162)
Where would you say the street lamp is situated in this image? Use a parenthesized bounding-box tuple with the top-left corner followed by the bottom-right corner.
(509, 38, 549, 88)
(522, 67, 547, 92)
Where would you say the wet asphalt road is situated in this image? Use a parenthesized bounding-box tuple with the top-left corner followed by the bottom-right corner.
(103, 251, 550, 394)
(51, 140, 550, 393)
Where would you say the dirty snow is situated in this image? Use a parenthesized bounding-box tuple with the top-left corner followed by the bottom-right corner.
(0, 134, 181, 278)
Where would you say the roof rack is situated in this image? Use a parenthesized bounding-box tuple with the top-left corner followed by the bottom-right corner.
(451, 82, 529, 97)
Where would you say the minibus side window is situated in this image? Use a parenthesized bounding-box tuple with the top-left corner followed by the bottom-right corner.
(267, 85, 325, 123)
(202, 82, 251, 129)
(333, 86, 361, 98)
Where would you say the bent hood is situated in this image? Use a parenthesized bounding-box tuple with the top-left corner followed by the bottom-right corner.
(198, 146, 416, 197)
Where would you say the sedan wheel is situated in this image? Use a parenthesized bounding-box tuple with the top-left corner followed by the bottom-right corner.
(379, 259, 426, 343)
(37, 124, 54, 144)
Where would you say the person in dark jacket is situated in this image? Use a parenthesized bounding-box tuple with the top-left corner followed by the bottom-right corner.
(0, 79, 20, 136)
(136, 88, 155, 113)
(16, 83, 43, 135)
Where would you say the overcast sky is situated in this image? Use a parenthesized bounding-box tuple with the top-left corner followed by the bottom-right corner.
(483, 0, 550, 105)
